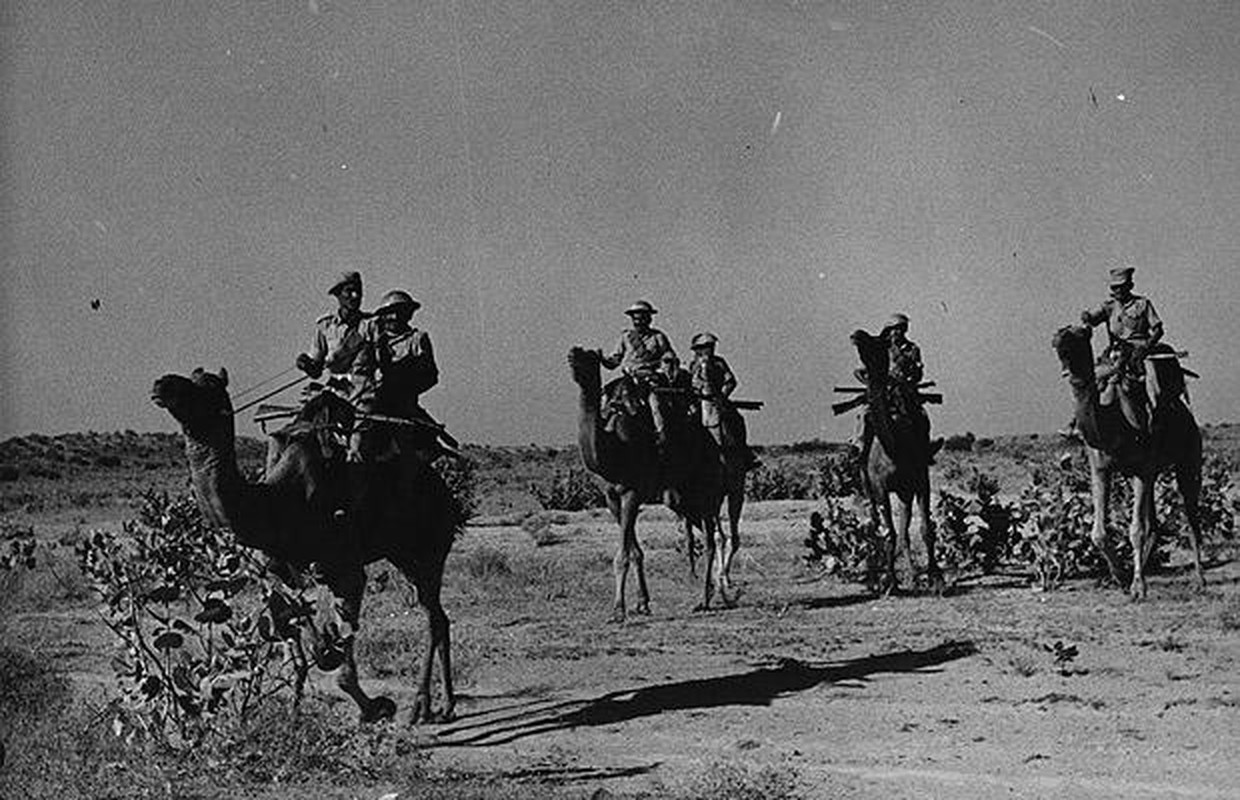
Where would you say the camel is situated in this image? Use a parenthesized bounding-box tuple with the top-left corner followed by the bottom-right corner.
(151, 367, 463, 722)
(1052, 325, 1204, 599)
(567, 348, 732, 618)
(850, 330, 943, 595)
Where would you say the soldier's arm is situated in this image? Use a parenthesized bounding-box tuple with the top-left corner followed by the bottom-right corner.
(411, 332, 439, 394)
(1080, 304, 1108, 327)
(296, 322, 328, 377)
(599, 334, 626, 370)
(719, 357, 738, 397)
(1145, 301, 1164, 347)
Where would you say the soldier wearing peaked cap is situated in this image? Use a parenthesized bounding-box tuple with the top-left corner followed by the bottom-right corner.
(1065, 265, 1165, 440)
(295, 271, 378, 462)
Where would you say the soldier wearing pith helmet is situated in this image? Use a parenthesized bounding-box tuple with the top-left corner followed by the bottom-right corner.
(689, 332, 759, 470)
(600, 299, 676, 444)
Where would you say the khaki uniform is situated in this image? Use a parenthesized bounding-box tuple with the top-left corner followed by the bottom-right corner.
(1082, 293, 1163, 433)
(305, 310, 377, 406)
(689, 353, 737, 429)
(602, 327, 676, 379)
(602, 327, 676, 440)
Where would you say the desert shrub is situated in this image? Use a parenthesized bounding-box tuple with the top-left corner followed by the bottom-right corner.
(1153, 455, 1237, 556)
(530, 468, 606, 511)
(815, 448, 862, 498)
(746, 462, 816, 501)
(943, 432, 976, 452)
(803, 499, 883, 590)
(934, 479, 1016, 576)
(75, 491, 315, 751)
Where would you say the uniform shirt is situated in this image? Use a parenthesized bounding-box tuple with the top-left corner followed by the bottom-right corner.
(374, 324, 438, 417)
(601, 327, 675, 378)
(307, 310, 376, 377)
(1082, 294, 1163, 347)
(888, 338, 924, 387)
(690, 353, 737, 427)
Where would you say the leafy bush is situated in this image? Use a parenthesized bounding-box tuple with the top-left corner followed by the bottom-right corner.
(934, 472, 1015, 575)
(815, 448, 863, 498)
(746, 462, 817, 501)
(75, 491, 315, 750)
(803, 499, 883, 591)
(530, 468, 606, 511)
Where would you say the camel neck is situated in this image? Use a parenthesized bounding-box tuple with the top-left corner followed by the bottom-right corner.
(184, 434, 250, 533)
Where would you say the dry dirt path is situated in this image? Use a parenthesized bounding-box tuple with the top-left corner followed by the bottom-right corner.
(408, 501, 1240, 799)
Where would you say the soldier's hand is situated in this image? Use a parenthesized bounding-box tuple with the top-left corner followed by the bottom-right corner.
(295, 353, 322, 378)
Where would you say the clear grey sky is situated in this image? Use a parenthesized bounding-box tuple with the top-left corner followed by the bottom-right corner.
(2, 1, 1238, 445)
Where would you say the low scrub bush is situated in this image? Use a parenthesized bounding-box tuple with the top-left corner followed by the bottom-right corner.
(746, 462, 817, 501)
(530, 468, 606, 511)
(803, 499, 883, 591)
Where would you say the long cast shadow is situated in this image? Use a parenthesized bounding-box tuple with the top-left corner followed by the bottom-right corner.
(435, 639, 976, 747)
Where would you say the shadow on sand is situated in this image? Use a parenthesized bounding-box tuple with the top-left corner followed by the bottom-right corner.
(434, 639, 976, 747)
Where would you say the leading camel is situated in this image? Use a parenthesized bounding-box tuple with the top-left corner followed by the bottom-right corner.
(850, 329, 943, 595)
(1052, 325, 1204, 599)
(152, 367, 462, 722)
(567, 347, 732, 618)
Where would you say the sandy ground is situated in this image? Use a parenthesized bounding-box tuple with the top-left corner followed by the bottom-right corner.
(9, 500, 1240, 798)
(306, 499, 1240, 799)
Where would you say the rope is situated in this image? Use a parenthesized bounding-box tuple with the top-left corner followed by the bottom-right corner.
(232, 365, 300, 400)
(233, 374, 310, 415)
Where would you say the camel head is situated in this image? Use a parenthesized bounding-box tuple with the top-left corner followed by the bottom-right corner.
(850, 329, 890, 383)
(567, 347, 603, 394)
(152, 368, 234, 439)
(1052, 325, 1095, 383)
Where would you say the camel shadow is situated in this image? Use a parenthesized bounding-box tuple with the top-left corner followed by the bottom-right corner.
(434, 639, 976, 747)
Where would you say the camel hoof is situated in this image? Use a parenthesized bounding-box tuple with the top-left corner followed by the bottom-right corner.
(607, 609, 626, 624)
(361, 696, 397, 724)
(633, 602, 651, 617)
(691, 602, 711, 613)
(410, 697, 455, 725)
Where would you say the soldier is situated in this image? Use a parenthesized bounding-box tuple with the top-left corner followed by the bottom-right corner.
(1070, 265, 1164, 439)
(688, 333, 759, 470)
(600, 300, 677, 446)
(370, 289, 452, 464)
(294, 270, 377, 462)
(855, 313, 937, 460)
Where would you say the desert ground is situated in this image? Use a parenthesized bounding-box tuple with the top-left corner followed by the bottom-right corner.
(1, 431, 1239, 798)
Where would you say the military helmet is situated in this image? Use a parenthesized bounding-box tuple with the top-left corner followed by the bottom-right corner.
(624, 300, 657, 316)
(375, 289, 421, 315)
(1109, 265, 1135, 286)
(883, 312, 910, 331)
(690, 332, 719, 349)
(328, 270, 362, 296)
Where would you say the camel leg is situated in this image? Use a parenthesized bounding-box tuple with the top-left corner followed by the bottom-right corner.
(917, 478, 944, 595)
(682, 514, 698, 579)
(877, 493, 900, 596)
(328, 567, 396, 723)
(1088, 461, 1124, 587)
(1128, 475, 1153, 601)
(611, 490, 648, 621)
(721, 487, 744, 591)
(409, 563, 454, 724)
(1177, 457, 1206, 590)
(694, 514, 717, 612)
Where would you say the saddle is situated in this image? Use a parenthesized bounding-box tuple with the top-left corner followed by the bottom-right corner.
(601, 373, 654, 433)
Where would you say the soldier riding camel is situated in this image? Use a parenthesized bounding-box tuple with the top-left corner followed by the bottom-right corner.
(688, 333, 760, 470)
(854, 312, 941, 462)
(1060, 265, 1164, 444)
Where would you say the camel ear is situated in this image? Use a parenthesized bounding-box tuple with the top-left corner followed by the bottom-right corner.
(219, 367, 229, 387)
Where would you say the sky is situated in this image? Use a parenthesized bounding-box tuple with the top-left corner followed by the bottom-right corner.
(2, 0, 1239, 447)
